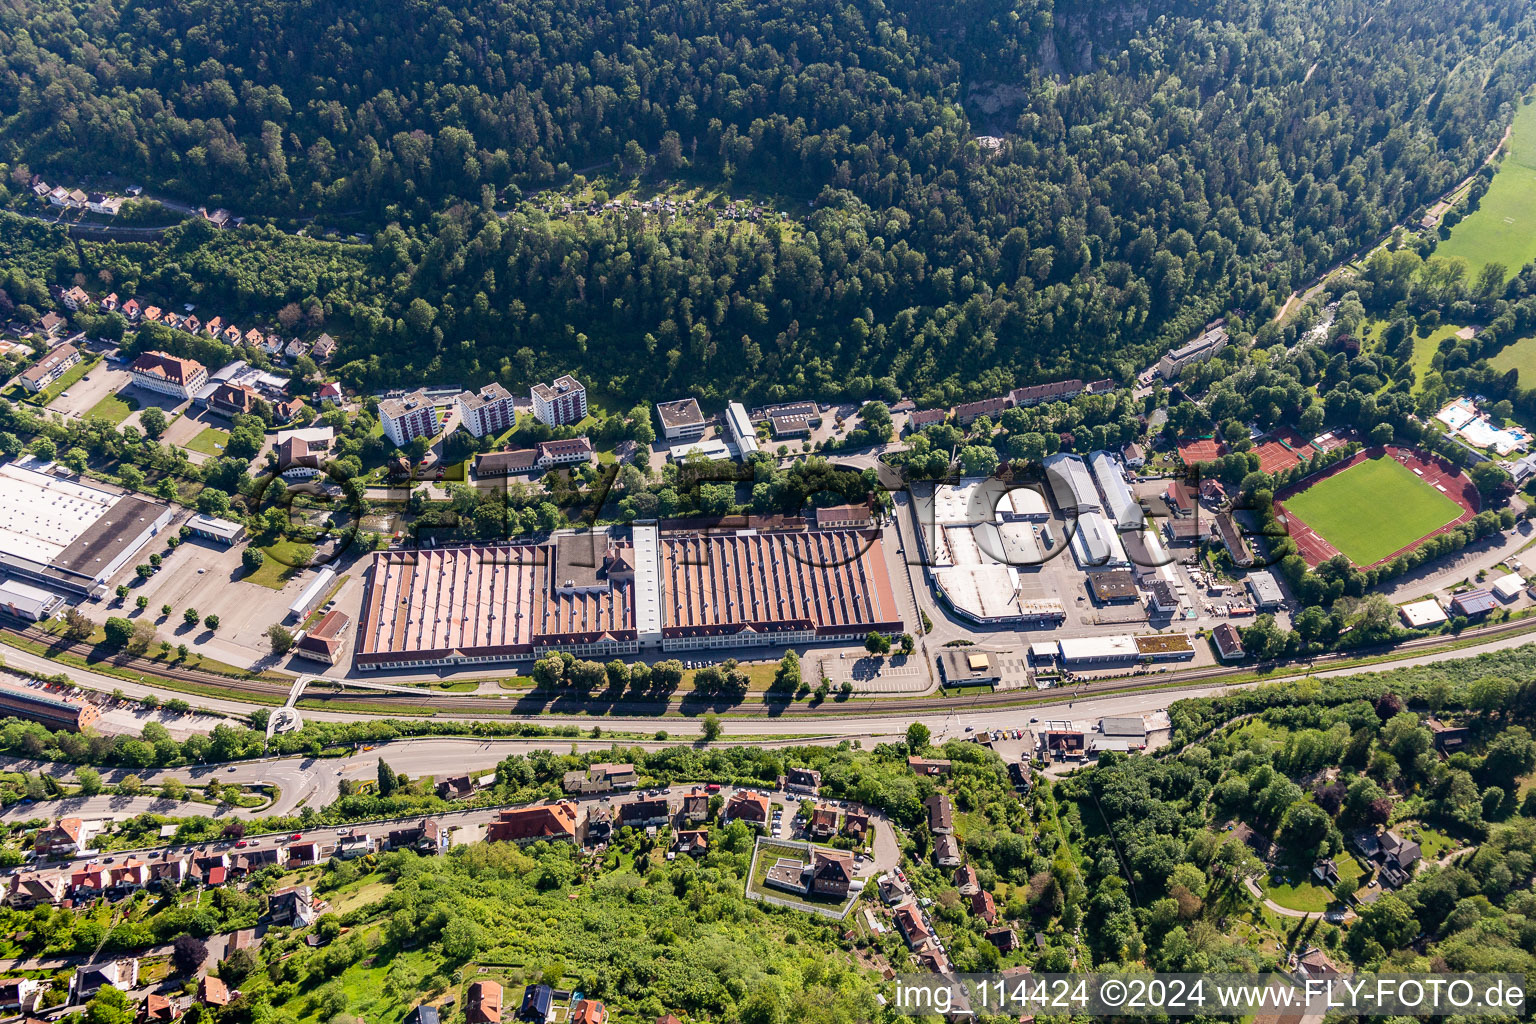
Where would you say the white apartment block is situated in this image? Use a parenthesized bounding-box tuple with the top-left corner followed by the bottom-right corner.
(456, 383, 516, 438)
(379, 390, 441, 447)
(19, 345, 82, 394)
(531, 374, 587, 426)
(129, 351, 207, 400)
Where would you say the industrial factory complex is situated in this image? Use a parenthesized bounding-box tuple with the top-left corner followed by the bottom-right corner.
(355, 521, 903, 670)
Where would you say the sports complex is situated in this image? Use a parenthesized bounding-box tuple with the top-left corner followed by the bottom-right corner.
(1274, 446, 1479, 568)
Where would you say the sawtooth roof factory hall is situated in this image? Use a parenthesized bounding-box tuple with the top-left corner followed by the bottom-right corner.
(356, 520, 903, 670)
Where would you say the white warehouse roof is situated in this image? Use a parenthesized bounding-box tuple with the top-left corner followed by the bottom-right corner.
(1399, 598, 1447, 629)
(1088, 450, 1143, 529)
(1069, 511, 1128, 569)
(1043, 454, 1100, 514)
(1491, 572, 1526, 600)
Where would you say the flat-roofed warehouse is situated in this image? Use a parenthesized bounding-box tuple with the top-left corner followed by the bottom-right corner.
(0, 460, 174, 596)
(938, 648, 1002, 687)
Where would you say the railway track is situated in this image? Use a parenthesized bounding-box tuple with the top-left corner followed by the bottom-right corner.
(8, 613, 1536, 720)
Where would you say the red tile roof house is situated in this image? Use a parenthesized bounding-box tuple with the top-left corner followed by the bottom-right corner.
(466, 981, 502, 1024)
(130, 351, 208, 399)
(198, 975, 231, 1007)
(723, 791, 770, 829)
(970, 888, 997, 924)
(485, 803, 579, 845)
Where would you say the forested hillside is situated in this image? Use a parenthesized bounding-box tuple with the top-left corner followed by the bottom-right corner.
(1, 0, 1533, 401)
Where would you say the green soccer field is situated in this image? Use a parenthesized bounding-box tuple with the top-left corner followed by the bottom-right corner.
(1436, 101, 1536, 281)
(1282, 456, 1465, 566)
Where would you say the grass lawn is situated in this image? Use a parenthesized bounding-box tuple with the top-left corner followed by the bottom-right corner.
(1360, 318, 1460, 390)
(1437, 101, 1536, 281)
(1283, 455, 1464, 566)
(185, 426, 231, 456)
(243, 539, 314, 590)
(85, 392, 138, 424)
(1488, 335, 1536, 385)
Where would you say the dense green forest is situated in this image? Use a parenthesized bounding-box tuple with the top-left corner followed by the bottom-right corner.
(3, 0, 1534, 401)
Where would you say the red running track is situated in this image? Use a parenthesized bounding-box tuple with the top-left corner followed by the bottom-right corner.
(1274, 445, 1481, 569)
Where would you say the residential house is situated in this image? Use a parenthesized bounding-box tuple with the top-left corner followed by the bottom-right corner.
(221, 324, 242, 345)
(312, 334, 337, 362)
(893, 902, 933, 951)
(675, 790, 709, 826)
(1295, 947, 1341, 982)
(208, 382, 261, 419)
(562, 762, 637, 795)
(232, 848, 282, 875)
(570, 999, 607, 1024)
(985, 927, 1020, 952)
(276, 435, 324, 481)
(954, 865, 980, 896)
(121, 299, 142, 319)
(808, 805, 838, 840)
(809, 849, 854, 898)
(514, 984, 548, 1023)
(530, 375, 587, 426)
(286, 843, 321, 868)
(100, 293, 119, 312)
(317, 381, 343, 404)
(109, 861, 148, 893)
(61, 286, 91, 311)
(202, 316, 225, 338)
(1121, 442, 1146, 468)
(35, 817, 91, 858)
(73, 960, 138, 1001)
(486, 803, 580, 845)
(0, 977, 40, 1014)
(475, 449, 541, 477)
(618, 798, 671, 831)
(181, 314, 201, 334)
(952, 395, 1007, 427)
(723, 791, 770, 829)
(924, 794, 954, 834)
(130, 351, 207, 399)
(842, 809, 870, 842)
(151, 856, 189, 890)
(87, 194, 124, 216)
(379, 390, 441, 447)
(784, 766, 821, 795)
(535, 437, 593, 468)
(198, 976, 231, 1008)
(268, 885, 316, 926)
(70, 864, 110, 899)
(138, 994, 177, 1024)
(386, 818, 449, 855)
(970, 888, 997, 924)
(1427, 718, 1469, 754)
(672, 830, 708, 858)
(907, 756, 951, 777)
(335, 832, 374, 859)
(19, 343, 82, 394)
(1212, 622, 1246, 661)
(404, 1006, 440, 1024)
(294, 610, 350, 665)
(7, 871, 65, 907)
(284, 337, 309, 361)
(934, 833, 962, 869)
(38, 312, 66, 338)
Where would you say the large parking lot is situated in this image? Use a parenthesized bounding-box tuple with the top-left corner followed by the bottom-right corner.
(44, 364, 136, 420)
(94, 533, 319, 667)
